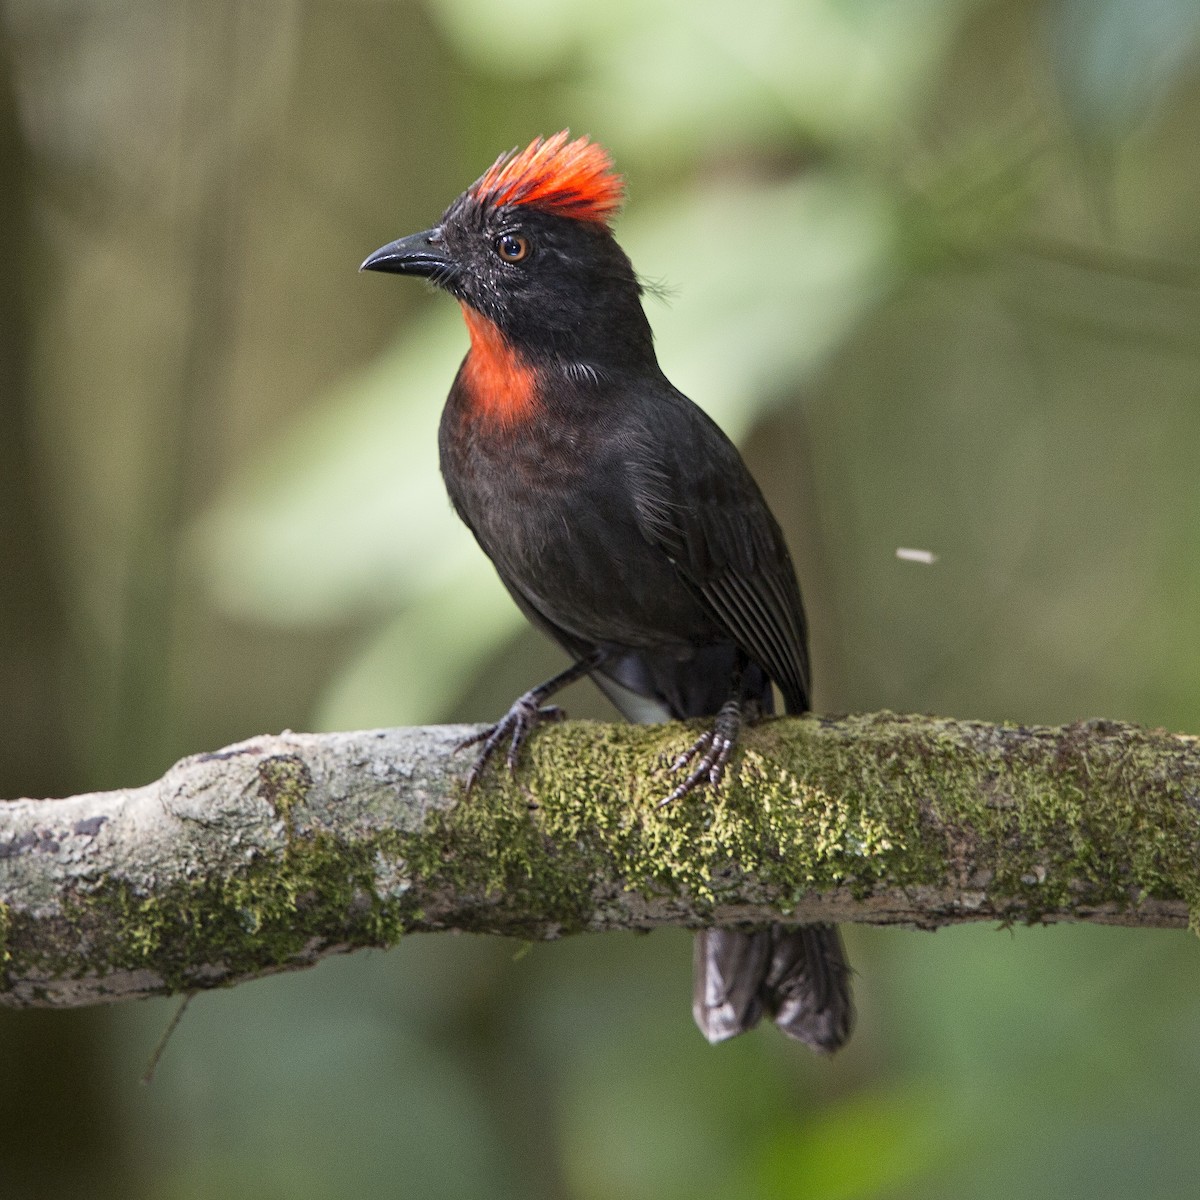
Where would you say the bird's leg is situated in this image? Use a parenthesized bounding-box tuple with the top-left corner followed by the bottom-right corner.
(458, 652, 604, 791)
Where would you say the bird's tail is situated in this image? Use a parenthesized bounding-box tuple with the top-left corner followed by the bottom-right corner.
(693, 924, 853, 1050)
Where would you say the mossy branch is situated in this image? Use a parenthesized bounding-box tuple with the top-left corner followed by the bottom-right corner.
(1, 712, 1198, 1008)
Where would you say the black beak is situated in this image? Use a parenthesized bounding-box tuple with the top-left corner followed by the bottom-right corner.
(359, 228, 452, 277)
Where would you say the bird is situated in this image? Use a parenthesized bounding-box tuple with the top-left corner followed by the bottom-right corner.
(361, 131, 853, 1050)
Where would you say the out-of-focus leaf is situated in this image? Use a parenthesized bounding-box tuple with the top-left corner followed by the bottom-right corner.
(1048, 0, 1200, 135)
(755, 1084, 948, 1200)
(428, 0, 979, 145)
(314, 573, 520, 730)
(624, 174, 896, 438)
(192, 309, 473, 624)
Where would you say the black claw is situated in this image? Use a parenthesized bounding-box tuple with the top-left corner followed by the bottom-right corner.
(669, 735, 706, 775)
(458, 691, 566, 791)
(455, 726, 492, 752)
(658, 700, 743, 808)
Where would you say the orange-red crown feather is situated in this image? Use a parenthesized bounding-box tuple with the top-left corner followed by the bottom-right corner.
(470, 132, 624, 226)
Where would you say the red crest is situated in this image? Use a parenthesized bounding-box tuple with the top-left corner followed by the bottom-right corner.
(470, 132, 625, 226)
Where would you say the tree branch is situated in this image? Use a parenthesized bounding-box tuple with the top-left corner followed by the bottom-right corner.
(1, 712, 1197, 1008)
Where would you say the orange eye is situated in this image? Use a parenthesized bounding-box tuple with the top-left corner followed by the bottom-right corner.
(496, 233, 530, 262)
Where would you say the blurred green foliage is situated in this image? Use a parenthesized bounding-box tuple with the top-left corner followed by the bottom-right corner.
(3, 0, 1200, 1196)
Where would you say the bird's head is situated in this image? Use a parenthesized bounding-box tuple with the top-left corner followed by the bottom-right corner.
(361, 132, 655, 371)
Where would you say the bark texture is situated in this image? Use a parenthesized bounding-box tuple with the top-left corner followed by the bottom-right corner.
(1, 712, 1197, 1008)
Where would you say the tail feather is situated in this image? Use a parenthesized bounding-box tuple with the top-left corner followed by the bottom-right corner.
(691, 928, 771, 1043)
(764, 924, 854, 1052)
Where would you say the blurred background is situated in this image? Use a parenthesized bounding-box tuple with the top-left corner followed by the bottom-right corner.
(3, 0, 1200, 1195)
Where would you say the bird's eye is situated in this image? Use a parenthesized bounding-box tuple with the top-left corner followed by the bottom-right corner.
(495, 233, 530, 263)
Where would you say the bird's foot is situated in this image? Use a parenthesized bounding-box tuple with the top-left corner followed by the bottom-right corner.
(658, 698, 743, 808)
(458, 691, 567, 791)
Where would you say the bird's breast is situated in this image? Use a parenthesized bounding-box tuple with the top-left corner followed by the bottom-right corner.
(438, 396, 718, 652)
(456, 305, 539, 426)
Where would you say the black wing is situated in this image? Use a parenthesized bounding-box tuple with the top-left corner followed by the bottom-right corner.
(628, 387, 811, 713)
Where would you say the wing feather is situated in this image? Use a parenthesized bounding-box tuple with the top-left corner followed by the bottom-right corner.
(629, 390, 811, 713)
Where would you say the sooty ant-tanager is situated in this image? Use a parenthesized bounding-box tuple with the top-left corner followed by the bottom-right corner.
(361, 132, 853, 1050)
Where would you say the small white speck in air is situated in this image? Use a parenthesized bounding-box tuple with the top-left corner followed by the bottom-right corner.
(896, 547, 938, 565)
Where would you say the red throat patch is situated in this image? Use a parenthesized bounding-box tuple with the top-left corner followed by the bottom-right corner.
(470, 131, 625, 226)
(459, 305, 539, 424)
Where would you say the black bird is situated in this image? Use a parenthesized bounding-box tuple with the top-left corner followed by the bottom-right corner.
(362, 132, 853, 1049)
